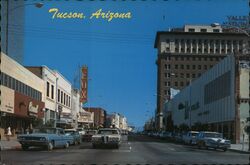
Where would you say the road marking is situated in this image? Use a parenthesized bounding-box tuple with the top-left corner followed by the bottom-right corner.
(169, 147, 176, 151)
(112, 150, 131, 152)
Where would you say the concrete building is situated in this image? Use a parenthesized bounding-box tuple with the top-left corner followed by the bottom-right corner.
(85, 107, 106, 128)
(0, 53, 45, 138)
(78, 108, 94, 128)
(1, 0, 25, 64)
(26, 66, 72, 128)
(164, 55, 249, 143)
(154, 24, 250, 130)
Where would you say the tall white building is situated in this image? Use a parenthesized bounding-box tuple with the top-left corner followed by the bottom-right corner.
(164, 55, 249, 144)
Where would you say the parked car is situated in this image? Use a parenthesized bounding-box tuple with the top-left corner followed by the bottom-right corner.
(82, 130, 98, 142)
(64, 129, 81, 145)
(173, 132, 184, 143)
(182, 131, 199, 145)
(196, 131, 231, 151)
(92, 128, 121, 149)
(17, 127, 73, 151)
(76, 127, 86, 136)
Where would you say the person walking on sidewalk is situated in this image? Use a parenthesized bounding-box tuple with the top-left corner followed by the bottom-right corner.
(6, 126, 12, 141)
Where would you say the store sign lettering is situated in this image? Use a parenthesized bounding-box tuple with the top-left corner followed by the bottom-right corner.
(29, 102, 39, 115)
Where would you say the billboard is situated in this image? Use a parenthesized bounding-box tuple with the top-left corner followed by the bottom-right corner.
(80, 66, 88, 103)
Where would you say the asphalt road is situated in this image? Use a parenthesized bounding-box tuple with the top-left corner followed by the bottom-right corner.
(0, 135, 249, 165)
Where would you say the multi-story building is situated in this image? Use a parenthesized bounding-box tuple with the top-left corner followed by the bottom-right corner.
(85, 107, 106, 128)
(164, 55, 249, 143)
(0, 53, 45, 138)
(1, 0, 25, 64)
(78, 108, 94, 128)
(71, 89, 81, 128)
(26, 67, 72, 128)
(154, 24, 249, 130)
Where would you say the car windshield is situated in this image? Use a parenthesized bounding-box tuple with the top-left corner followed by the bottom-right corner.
(204, 133, 222, 138)
(192, 133, 198, 136)
(33, 128, 57, 134)
(98, 130, 119, 135)
(65, 131, 75, 134)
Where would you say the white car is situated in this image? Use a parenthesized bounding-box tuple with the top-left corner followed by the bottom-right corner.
(182, 131, 199, 145)
(196, 131, 231, 151)
(92, 128, 121, 149)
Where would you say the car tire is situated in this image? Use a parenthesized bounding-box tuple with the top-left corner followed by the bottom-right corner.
(65, 142, 69, 149)
(22, 145, 29, 151)
(47, 142, 54, 151)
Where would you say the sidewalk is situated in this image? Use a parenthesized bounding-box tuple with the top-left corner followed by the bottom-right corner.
(229, 143, 250, 154)
(0, 139, 21, 151)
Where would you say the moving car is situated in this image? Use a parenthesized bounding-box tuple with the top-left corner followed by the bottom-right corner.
(196, 131, 231, 151)
(64, 129, 81, 145)
(182, 131, 199, 145)
(18, 127, 73, 151)
(92, 128, 121, 149)
(82, 130, 97, 142)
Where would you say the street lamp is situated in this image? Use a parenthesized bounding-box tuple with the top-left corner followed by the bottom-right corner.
(4, 2, 44, 55)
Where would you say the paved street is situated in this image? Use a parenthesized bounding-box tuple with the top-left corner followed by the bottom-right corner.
(0, 135, 249, 165)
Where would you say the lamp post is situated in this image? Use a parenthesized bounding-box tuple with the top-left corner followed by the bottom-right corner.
(211, 23, 250, 150)
(4, 2, 44, 55)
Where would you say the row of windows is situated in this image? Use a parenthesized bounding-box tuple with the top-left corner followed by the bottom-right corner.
(166, 39, 243, 45)
(0, 72, 42, 101)
(58, 89, 71, 107)
(164, 72, 202, 79)
(165, 56, 224, 61)
(173, 47, 243, 54)
(164, 81, 191, 87)
(46, 81, 71, 108)
(164, 64, 213, 72)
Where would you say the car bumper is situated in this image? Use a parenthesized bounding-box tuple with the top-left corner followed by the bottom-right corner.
(92, 141, 120, 145)
(18, 140, 48, 147)
(207, 143, 231, 149)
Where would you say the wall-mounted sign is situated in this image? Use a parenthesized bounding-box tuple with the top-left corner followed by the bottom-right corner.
(223, 15, 250, 29)
(29, 102, 39, 117)
(1, 86, 14, 113)
(80, 66, 88, 104)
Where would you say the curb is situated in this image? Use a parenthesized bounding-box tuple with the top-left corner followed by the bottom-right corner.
(228, 148, 250, 154)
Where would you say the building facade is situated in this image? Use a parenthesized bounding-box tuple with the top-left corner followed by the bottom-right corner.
(1, 0, 25, 64)
(85, 107, 106, 128)
(78, 108, 94, 128)
(0, 53, 45, 138)
(164, 55, 249, 143)
(26, 66, 72, 128)
(154, 24, 249, 130)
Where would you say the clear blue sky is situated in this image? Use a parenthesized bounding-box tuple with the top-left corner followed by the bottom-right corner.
(22, 0, 248, 128)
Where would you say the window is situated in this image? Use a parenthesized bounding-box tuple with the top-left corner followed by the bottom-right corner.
(204, 65, 207, 70)
(186, 65, 190, 70)
(181, 65, 184, 69)
(201, 29, 207, 32)
(188, 28, 195, 32)
(180, 73, 184, 78)
(175, 82, 178, 87)
(198, 73, 201, 77)
(61, 91, 63, 103)
(51, 85, 54, 99)
(198, 65, 201, 70)
(69, 97, 71, 107)
(175, 65, 178, 69)
(175, 57, 178, 61)
(64, 93, 66, 105)
(180, 82, 184, 86)
(186, 73, 190, 78)
(213, 29, 220, 33)
(58, 89, 60, 102)
(192, 57, 196, 61)
(47, 82, 50, 97)
(66, 95, 68, 106)
(192, 65, 196, 70)
(192, 74, 196, 78)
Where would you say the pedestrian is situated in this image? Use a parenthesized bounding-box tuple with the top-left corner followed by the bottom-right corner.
(6, 126, 12, 141)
